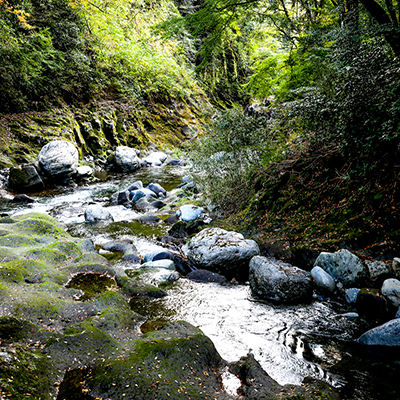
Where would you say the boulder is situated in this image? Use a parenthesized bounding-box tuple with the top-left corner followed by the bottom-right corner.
(314, 249, 367, 287)
(359, 318, 400, 346)
(38, 141, 79, 178)
(114, 146, 141, 172)
(382, 278, 400, 308)
(146, 183, 166, 197)
(365, 260, 392, 285)
(177, 204, 204, 222)
(84, 205, 114, 223)
(117, 190, 130, 205)
(8, 164, 44, 192)
(249, 256, 313, 303)
(311, 266, 336, 294)
(182, 227, 260, 280)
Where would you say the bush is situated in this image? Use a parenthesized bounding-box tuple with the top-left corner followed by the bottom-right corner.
(189, 106, 288, 211)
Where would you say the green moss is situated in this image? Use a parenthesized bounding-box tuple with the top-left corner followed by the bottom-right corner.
(66, 272, 117, 300)
(24, 248, 68, 265)
(14, 216, 69, 241)
(0, 344, 58, 400)
(85, 322, 224, 399)
(0, 246, 22, 262)
(0, 317, 42, 342)
(14, 293, 65, 321)
(0, 234, 38, 248)
(47, 240, 83, 259)
(0, 265, 24, 283)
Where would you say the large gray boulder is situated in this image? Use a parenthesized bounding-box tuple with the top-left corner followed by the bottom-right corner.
(114, 146, 141, 172)
(250, 256, 313, 303)
(358, 318, 400, 346)
(314, 249, 367, 287)
(38, 141, 79, 178)
(382, 278, 400, 308)
(182, 227, 260, 280)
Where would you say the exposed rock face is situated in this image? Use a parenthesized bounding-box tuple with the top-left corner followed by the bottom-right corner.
(311, 266, 336, 294)
(249, 256, 313, 303)
(38, 140, 79, 178)
(84, 205, 114, 223)
(114, 146, 141, 172)
(382, 278, 400, 308)
(359, 318, 400, 346)
(314, 249, 367, 287)
(8, 163, 44, 192)
(183, 227, 260, 280)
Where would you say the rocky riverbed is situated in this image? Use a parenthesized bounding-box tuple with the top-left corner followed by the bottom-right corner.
(1, 142, 400, 399)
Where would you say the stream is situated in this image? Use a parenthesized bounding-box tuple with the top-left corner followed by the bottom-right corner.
(1, 164, 400, 400)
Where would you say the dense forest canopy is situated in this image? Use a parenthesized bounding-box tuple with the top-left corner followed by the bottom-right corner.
(1, 0, 400, 251)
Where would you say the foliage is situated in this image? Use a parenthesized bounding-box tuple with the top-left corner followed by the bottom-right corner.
(190, 106, 288, 211)
(0, 0, 201, 112)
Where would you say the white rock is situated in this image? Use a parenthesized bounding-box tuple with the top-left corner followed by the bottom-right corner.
(38, 140, 79, 177)
(84, 205, 114, 223)
(178, 204, 204, 222)
(311, 266, 336, 294)
(114, 146, 141, 172)
(382, 278, 400, 308)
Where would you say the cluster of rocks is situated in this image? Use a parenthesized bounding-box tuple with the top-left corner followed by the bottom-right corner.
(6, 140, 183, 193)
(179, 229, 400, 349)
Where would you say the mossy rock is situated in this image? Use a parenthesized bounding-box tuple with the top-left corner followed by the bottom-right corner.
(0, 344, 59, 400)
(0, 317, 44, 342)
(24, 248, 68, 265)
(0, 234, 39, 248)
(0, 265, 24, 283)
(46, 323, 122, 370)
(73, 252, 111, 266)
(3, 259, 68, 285)
(47, 240, 83, 259)
(14, 292, 66, 321)
(83, 321, 226, 400)
(121, 277, 168, 299)
(14, 217, 69, 242)
(0, 246, 22, 262)
(0, 216, 17, 224)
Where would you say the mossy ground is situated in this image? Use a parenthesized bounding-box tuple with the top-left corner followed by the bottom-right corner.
(212, 143, 400, 268)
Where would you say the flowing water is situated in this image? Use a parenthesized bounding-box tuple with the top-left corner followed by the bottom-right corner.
(1, 165, 400, 399)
